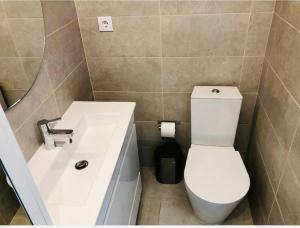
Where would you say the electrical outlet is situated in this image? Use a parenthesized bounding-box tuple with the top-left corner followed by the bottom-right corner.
(98, 16, 113, 32)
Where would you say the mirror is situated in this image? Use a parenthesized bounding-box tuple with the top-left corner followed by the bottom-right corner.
(0, 0, 45, 110)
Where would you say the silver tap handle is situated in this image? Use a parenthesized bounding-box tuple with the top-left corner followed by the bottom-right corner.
(37, 117, 62, 131)
(46, 117, 62, 124)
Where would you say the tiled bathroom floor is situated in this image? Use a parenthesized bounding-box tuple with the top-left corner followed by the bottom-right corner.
(137, 168, 253, 225)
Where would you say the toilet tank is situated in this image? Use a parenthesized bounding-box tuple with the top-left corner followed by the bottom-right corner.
(191, 86, 242, 146)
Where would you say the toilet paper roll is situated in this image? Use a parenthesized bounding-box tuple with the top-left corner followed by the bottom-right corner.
(160, 122, 176, 138)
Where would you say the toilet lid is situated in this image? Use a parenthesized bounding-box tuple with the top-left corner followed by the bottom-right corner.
(184, 145, 250, 204)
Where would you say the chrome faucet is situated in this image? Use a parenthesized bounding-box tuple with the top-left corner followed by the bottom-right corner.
(37, 117, 73, 150)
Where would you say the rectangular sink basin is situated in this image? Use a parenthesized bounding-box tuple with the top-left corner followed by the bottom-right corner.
(28, 102, 135, 224)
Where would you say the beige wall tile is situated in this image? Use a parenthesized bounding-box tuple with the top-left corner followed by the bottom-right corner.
(94, 92, 163, 121)
(162, 57, 242, 92)
(239, 92, 257, 124)
(0, 1, 5, 18)
(75, 0, 160, 17)
(42, 1, 77, 35)
(275, 0, 300, 31)
(22, 57, 43, 84)
(46, 19, 85, 89)
(54, 61, 93, 115)
(175, 122, 191, 152)
(247, 140, 267, 225)
(266, 15, 300, 105)
(162, 14, 249, 57)
(6, 61, 52, 131)
(234, 124, 251, 160)
(0, 58, 28, 90)
(138, 143, 156, 167)
(160, 0, 177, 15)
(0, 19, 18, 56)
(289, 123, 300, 183)
(136, 121, 160, 166)
(88, 57, 162, 92)
(3, 1, 43, 18)
(240, 57, 264, 92)
(163, 93, 190, 122)
(136, 121, 161, 144)
(177, 0, 251, 14)
(253, 99, 287, 189)
(2, 90, 26, 107)
(259, 64, 300, 151)
(250, 141, 275, 220)
(268, 200, 285, 225)
(245, 12, 273, 56)
(79, 16, 161, 57)
(8, 18, 44, 57)
(15, 95, 59, 161)
(252, 0, 275, 12)
(277, 164, 300, 224)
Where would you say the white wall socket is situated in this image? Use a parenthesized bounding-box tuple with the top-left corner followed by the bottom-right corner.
(98, 16, 113, 32)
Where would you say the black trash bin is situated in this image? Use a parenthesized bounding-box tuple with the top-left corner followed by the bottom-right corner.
(155, 139, 184, 184)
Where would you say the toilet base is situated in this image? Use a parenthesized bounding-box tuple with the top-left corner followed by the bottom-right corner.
(185, 184, 242, 224)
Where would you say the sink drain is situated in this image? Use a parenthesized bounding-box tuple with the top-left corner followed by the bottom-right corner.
(75, 160, 88, 170)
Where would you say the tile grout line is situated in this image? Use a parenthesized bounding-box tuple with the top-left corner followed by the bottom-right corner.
(93, 91, 192, 94)
(238, 0, 253, 90)
(274, 117, 300, 195)
(78, 12, 254, 20)
(13, 60, 54, 133)
(256, 96, 300, 224)
(85, 55, 265, 59)
(269, 118, 300, 225)
(257, 65, 299, 155)
(265, 58, 300, 109)
(73, 2, 95, 101)
(3, 10, 33, 89)
(274, 11, 300, 34)
(46, 18, 76, 38)
(252, 135, 276, 224)
(14, 59, 84, 133)
(256, 95, 293, 182)
(53, 59, 85, 92)
(159, 0, 165, 121)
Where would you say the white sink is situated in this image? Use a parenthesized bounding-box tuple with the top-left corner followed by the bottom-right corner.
(28, 102, 136, 224)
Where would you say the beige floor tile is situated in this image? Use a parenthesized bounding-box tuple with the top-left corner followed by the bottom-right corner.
(139, 167, 253, 225)
(224, 198, 253, 225)
(137, 197, 161, 225)
(141, 168, 162, 198)
(159, 197, 204, 225)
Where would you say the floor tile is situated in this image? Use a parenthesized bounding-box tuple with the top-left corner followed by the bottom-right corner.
(159, 197, 204, 225)
(137, 197, 161, 225)
(138, 167, 253, 225)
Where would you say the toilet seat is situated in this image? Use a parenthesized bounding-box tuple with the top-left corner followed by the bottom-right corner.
(184, 145, 250, 205)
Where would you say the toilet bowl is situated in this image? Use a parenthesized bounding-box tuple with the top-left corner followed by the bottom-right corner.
(185, 86, 250, 224)
(184, 145, 250, 224)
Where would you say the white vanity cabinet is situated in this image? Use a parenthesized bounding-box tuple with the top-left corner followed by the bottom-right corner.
(97, 118, 142, 225)
(28, 102, 141, 225)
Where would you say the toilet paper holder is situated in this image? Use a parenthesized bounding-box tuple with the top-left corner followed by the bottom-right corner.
(157, 120, 180, 129)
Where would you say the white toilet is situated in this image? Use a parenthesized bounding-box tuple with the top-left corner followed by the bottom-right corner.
(184, 86, 250, 224)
